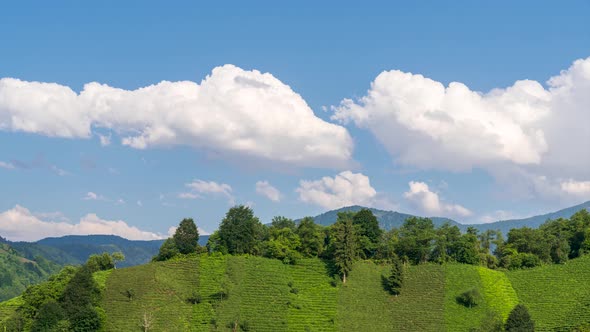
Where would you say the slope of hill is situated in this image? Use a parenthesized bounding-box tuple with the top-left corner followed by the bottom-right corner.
(91, 255, 590, 331)
(0, 241, 61, 301)
(306, 201, 590, 234)
(305, 205, 462, 230)
(465, 200, 590, 234)
(4, 254, 590, 331)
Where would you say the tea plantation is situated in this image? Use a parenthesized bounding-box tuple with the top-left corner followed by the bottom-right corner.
(3, 254, 590, 331)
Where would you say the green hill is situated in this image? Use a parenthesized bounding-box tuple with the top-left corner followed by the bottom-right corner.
(0, 242, 60, 301)
(84, 255, 590, 331)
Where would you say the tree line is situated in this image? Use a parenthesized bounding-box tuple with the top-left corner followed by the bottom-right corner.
(155, 205, 590, 282)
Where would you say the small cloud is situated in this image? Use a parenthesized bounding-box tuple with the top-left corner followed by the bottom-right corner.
(50, 165, 69, 176)
(255, 181, 281, 202)
(180, 179, 235, 205)
(83, 192, 106, 201)
(98, 134, 111, 146)
(0, 161, 15, 170)
(116, 198, 126, 205)
(403, 181, 472, 218)
(178, 192, 200, 199)
(137, 200, 143, 207)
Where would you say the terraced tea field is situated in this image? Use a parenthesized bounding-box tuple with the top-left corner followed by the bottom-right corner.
(10, 254, 585, 331)
(508, 255, 590, 331)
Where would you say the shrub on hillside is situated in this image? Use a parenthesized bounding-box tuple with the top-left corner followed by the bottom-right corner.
(456, 288, 481, 308)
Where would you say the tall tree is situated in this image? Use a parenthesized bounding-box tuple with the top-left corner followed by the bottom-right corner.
(386, 254, 404, 295)
(353, 209, 382, 258)
(396, 217, 435, 264)
(218, 205, 264, 255)
(173, 218, 200, 255)
(505, 304, 534, 332)
(296, 217, 324, 257)
(270, 216, 296, 231)
(330, 212, 359, 283)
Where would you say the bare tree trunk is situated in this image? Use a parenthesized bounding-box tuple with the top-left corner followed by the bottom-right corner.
(342, 272, 347, 284)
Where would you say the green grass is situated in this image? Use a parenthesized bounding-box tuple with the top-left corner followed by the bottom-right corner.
(508, 255, 590, 331)
(443, 264, 489, 331)
(337, 260, 397, 331)
(477, 267, 518, 320)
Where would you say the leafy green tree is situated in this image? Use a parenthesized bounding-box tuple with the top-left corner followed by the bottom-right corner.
(61, 267, 100, 316)
(432, 223, 461, 263)
(452, 230, 481, 265)
(263, 226, 301, 264)
(374, 228, 399, 260)
(296, 217, 324, 257)
(396, 217, 436, 264)
(352, 209, 382, 258)
(330, 212, 359, 283)
(270, 216, 296, 231)
(386, 254, 404, 295)
(152, 238, 179, 262)
(173, 218, 200, 255)
(86, 253, 114, 273)
(505, 304, 534, 331)
(112, 252, 125, 269)
(30, 300, 64, 332)
(69, 305, 101, 332)
(218, 205, 264, 255)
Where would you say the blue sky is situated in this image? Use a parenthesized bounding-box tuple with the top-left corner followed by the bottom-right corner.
(1, 1, 589, 241)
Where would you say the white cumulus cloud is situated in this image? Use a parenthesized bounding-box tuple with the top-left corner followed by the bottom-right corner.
(180, 179, 235, 204)
(0, 205, 165, 241)
(255, 181, 281, 202)
(333, 56, 590, 199)
(403, 181, 472, 218)
(296, 171, 380, 210)
(0, 65, 353, 169)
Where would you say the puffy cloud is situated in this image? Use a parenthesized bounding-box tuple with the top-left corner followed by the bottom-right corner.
(0, 205, 165, 241)
(255, 181, 281, 202)
(296, 171, 378, 209)
(403, 181, 472, 218)
(0, 65, 353, 168)
(333, 57, 590, 195)
(180, 179, 234, 204)
(561, 180, 590, 196)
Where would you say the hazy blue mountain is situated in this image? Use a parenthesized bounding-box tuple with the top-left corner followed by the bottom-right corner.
(5, 234, 210, 269)
(463, 200, 590, 234)
(303, 201, 590, 234)
(303, 205, 462, 230)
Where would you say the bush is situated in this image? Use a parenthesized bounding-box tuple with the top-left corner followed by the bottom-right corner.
(187, 291, 202, 304)
(456, 288, 481, 308)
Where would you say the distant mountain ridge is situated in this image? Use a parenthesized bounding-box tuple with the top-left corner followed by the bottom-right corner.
(304, 200, 590, 235)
